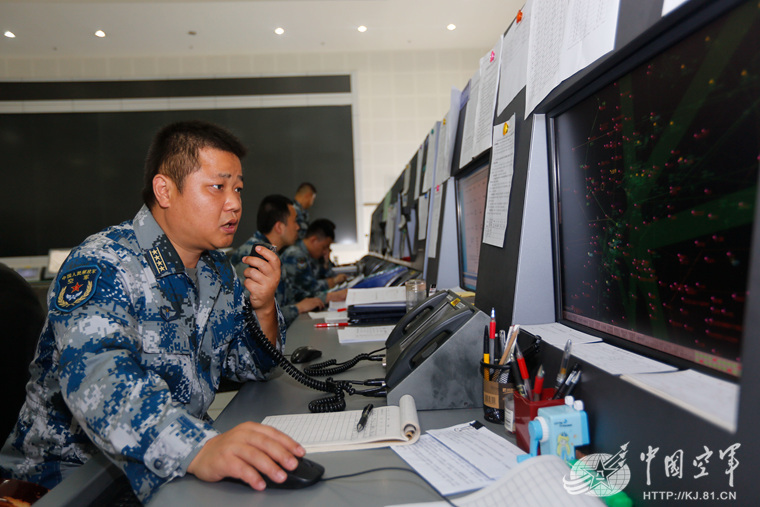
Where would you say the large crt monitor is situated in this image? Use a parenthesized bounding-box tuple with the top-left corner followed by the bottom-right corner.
(455, 159, 490, 291)
(549, 0, 760, 379)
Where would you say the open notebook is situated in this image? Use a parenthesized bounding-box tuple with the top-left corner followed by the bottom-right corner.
(262, 394, 420, 453)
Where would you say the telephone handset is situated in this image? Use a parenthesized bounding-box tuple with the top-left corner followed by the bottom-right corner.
(385, 290, 450, 348)
(384, 291, 479, 389)
(241, 242, 355, 412)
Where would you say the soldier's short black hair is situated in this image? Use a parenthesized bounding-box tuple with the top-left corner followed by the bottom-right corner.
(257, 195, 294, 234)
(142, 120, 247, 208)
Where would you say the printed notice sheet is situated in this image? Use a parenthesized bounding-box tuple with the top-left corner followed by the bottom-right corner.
(482, 115, 516, 247)
(525, 0, 620, 118)
(471, 37, 503, 159)
(497, 3, 531, 115)
(262, 395, 420, 453)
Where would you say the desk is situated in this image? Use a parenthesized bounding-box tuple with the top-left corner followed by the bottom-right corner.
(148, 315, 509, 506)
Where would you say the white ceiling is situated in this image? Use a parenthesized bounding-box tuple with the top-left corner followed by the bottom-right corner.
(0, 0, 524, 58)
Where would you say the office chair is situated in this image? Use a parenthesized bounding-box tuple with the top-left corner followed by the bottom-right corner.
(0, 263, 45, 443)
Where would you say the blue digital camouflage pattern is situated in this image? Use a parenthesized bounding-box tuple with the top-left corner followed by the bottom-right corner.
(293, 201, 309, 240)
(229, 231, 300, 327)
(280, 240, 328, 305)
(0, 206, 286, 503)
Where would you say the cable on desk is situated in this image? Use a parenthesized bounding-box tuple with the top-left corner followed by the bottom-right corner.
(321, 466, 456, 507)
(243, 300, 355, 412)
(304, 346, 386, 377)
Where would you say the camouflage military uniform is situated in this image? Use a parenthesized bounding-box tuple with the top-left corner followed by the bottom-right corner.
(280, 240, 328, 305)
(229, 231, 299, 327)
(0, 206, 285, 503)
(293, 201, 309, 239)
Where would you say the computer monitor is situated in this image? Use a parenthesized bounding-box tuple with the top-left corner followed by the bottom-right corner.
(455, 158, 490, 292)
(549, 0, 760, 379)
(46, 248, 72, 279)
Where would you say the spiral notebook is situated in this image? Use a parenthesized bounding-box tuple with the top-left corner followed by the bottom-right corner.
(261, 395, 420, 453)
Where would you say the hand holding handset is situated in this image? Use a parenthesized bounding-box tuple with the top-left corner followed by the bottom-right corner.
(242, 242, 356, 412)
(249, 242, 278, 264)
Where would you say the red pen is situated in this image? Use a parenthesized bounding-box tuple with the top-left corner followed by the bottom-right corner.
(314, 322, 349, 328)
(514, 341, 532, 400)
(533, 365, 545, 401)
(488, 308, 496, 365)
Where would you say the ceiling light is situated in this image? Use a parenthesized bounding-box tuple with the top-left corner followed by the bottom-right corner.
(94, 30, 106, 38)
(357, 25, 367, 33)
(274, 27, 285, 35)
(446, 24, 456, 31)
(4, 31, 16, 38)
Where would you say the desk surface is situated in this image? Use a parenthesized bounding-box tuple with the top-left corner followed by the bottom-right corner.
(148, 315, 509, 506)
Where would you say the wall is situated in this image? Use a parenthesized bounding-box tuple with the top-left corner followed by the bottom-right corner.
(0, 48, 484, 264)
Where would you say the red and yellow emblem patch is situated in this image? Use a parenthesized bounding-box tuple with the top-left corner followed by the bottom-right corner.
(54, 265, 101, 312)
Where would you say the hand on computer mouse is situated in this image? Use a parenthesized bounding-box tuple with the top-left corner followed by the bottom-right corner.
(187, 421, 305, 491)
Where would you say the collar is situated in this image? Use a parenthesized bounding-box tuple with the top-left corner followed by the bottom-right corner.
(133, 205, 218, 279)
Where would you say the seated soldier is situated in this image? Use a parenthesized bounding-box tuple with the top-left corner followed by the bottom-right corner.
(230, 195, 324, 327)
(280, 219, 348, 306)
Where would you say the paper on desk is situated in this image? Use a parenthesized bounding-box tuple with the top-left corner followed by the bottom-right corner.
(346, 286, 406, 306)
(338, 325, 394, 344)
(307, 310, 348, 322)
(520, 323, 603, 348)
(387, 455, 604, 507)
(392, 421, 522, 497)
(426, 422, 521, 480)
(622, 369, 739, 432)
(391, 435, 492, 496)
(571, 341, 678, 375)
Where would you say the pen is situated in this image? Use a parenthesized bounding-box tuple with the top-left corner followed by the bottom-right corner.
(314, 322, 349, 328)
(482, 326, 490, 381)
(497, 330, 511, 383)
(563, 367, 582, 398)
(514, 341, 532, 400)
(533, 365, 545, 401)
(555, 339, 573, 389)
(498, 324, 520, 366)
(357, 403, 374, 432)
(553, 363, 581, 399)
(489, 309, 496, 373)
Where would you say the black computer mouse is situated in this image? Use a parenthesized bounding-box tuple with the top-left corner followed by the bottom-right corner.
(264, 457, 325, 489)
(291, 346, 322, 364)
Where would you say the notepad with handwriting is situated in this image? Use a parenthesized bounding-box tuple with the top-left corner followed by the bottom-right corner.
(261, 394, 420, 453)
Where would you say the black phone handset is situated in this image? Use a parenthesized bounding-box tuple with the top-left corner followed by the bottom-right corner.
(242, 241, 355, 412)
(385, 290, 449, 348)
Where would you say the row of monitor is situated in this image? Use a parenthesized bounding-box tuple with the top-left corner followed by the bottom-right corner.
(368, 0, 759, 382)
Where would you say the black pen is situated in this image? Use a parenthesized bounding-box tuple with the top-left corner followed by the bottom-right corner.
(553, 363, 581, 399)
(357, 403, 374, 432)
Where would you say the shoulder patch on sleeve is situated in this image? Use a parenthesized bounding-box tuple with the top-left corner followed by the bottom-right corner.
(54, 265, 102, 312)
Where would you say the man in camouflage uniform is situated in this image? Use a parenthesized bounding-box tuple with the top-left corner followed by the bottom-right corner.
(230, 195, 324, 327)
(0, 121, 305, 502)
(292, 182, 317, 239)
(280, 219, 348, 306)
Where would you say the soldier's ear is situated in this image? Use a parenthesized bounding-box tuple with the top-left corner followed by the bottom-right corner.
(153, 174, 174, 209)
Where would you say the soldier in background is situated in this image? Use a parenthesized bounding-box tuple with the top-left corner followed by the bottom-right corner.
(280, 219, 348, 306)
(0, 121, 305, 502)
(229, 194, 324, 327)
(293, 182, 317, 239)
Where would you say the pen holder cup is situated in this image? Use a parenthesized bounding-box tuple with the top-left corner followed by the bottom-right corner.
(480, 361, 513, 424)
(514, 389, 565, 452)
